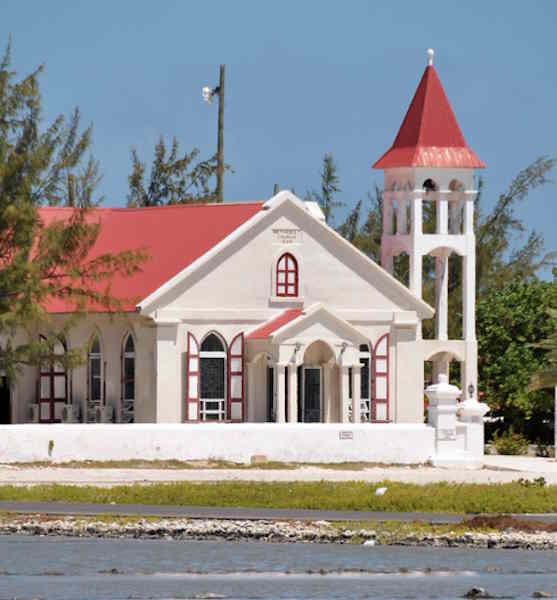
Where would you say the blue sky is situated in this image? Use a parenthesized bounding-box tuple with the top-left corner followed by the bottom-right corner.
(3, 1, 556, 275)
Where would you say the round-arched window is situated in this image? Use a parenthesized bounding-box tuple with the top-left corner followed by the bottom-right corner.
(200, 333, 227, 421)
(121, 333, 135, 423)
(276, 253, 298, 297)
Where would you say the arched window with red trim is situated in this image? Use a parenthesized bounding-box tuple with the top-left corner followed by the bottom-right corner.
(276, 253, 298, 297)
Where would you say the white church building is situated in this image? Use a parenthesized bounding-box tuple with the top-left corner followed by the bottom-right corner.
(0, 51, 489, 466)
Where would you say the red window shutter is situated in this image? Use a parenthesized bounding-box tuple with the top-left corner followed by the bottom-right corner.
(185, 332, 200, 422)
(372, 334, 389, 422)
(228, 332, 244, 422)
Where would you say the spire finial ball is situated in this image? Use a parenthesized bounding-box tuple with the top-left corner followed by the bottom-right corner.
(427, 48, 434, 66)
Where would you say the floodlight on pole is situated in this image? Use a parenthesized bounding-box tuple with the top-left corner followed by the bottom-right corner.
(202, 65, 225, 203)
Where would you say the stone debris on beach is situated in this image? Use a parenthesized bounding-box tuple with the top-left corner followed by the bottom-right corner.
(0, 515, 557, 549)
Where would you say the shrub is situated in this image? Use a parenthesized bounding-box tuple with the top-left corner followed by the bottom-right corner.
(535, 440, 555, 458)
(492, 428, 529, 455)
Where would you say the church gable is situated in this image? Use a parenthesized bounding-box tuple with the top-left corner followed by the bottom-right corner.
(140, 192, 433, 318)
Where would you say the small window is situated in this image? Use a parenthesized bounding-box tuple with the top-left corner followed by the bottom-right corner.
(121, 333, 135, 423)
(276, 253, 298, 297)
(88, 334, 103, 422)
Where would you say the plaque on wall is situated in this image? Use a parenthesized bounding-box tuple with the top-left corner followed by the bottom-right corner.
(272, 228, 303, 245)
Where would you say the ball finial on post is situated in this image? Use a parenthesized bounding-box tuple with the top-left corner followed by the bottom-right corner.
(427, 48, 434, 66)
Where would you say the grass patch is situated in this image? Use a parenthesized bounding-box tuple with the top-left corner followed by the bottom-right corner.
(1, 480, 557, 513)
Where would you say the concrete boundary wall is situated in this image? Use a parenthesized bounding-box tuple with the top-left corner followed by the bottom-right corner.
(0, 424, 435, 465)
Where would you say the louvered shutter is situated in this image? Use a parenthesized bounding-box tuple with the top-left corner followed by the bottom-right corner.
(186, 332, 200, 422)
(372, 334, 390, 422)
(228, 332, 244, 422)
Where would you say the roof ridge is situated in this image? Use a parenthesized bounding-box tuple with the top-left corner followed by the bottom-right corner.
(38, 201, 265, 212)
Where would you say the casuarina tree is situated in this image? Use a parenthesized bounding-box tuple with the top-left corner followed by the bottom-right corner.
(0, 40, 146, 377)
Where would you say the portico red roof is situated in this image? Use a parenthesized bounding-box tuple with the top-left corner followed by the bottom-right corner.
(40, 202, 263, 313)
(373, 64, 485, 169)
(247, 309, 303, 340)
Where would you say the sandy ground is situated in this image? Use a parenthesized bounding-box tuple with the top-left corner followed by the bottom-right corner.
(0, 455, 556, 486)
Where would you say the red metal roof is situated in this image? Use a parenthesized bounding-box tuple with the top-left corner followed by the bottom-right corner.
(247, 309, 303, 340)
(373, 65, 485, 169)
(40, 202, 263, 313)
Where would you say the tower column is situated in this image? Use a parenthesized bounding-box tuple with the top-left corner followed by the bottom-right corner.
(463, 194, 475, 234)
(435, 252, 449, 341)
(409, 252, 422, 299)
(463, 253, 476, 341)
(437, 193, 448, 234)
(410, 190, 422, 235)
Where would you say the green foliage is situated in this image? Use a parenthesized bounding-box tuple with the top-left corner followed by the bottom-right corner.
(2, 480, 557, 514)
(491, 428, 529, 455)
(127, 136, 230, 206)
(477, 280, 557, 439)
(530, 306, 557, 391)
(475, 157, 557, 293)
(305, 153, 344, 224)
(0, 40, 146, 377)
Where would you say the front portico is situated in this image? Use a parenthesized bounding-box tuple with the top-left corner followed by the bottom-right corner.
(246, 303, 384, 425)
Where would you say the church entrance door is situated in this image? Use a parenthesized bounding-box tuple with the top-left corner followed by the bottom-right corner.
(302, 366, 321, 423)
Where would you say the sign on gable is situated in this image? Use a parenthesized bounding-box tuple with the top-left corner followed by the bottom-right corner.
(272, 228, 303, 245)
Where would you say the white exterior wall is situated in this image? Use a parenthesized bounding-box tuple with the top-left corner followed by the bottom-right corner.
(8, 314, 156, 424)
(0, 423, 435, 464)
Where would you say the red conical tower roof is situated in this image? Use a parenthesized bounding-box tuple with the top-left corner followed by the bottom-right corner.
(373, 51, 485, 169)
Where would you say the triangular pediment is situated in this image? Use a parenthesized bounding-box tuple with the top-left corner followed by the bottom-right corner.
(270, 303, 368, 345)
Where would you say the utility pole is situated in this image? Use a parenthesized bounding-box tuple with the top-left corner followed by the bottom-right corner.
(216, 65, 225, 204)
(203, 65, 225, 203)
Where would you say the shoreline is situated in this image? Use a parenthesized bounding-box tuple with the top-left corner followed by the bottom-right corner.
(2, 515, 557, 551)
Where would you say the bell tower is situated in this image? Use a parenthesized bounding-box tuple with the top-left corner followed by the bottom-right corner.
(373, 49, 485, 400)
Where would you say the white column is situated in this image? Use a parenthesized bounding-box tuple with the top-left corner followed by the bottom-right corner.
(463, 253, 476, 341)
(322, 363, 331, 423)
(409, 252, 422, 299)
(351, 365, 361, 424)
(339, 366, 350, 423)
(410, 190, 423, 236)
(287, 365, 297, 423)
(155, 322, 180, 423)
(463, 195, 475, 235)
(275, 363, 286, 423)
(437, 194, 448, 235)
(435, 253, 449, 341)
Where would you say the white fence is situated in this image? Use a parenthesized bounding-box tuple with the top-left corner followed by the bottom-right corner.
(0, 423, 436, 465)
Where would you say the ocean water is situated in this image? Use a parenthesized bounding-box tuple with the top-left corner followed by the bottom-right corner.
(0, 534, 556, 599)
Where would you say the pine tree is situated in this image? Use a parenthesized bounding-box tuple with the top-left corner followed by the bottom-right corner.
(127, 136, 229, 206)
(0, 41, 146, 377)
(305, 153, 344, 224)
